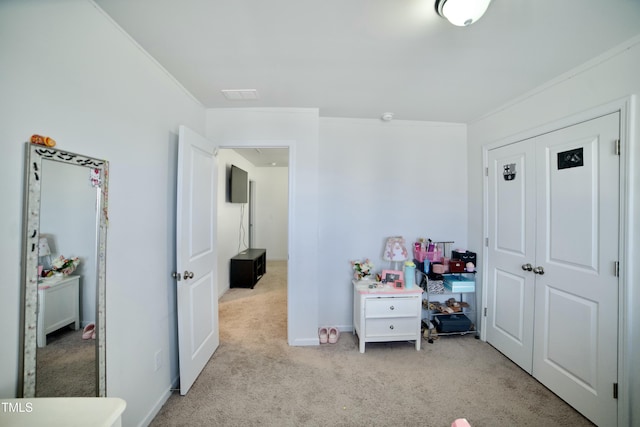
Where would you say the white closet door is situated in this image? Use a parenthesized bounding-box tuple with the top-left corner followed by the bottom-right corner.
(532, 113, 619, 426)
(486, 112, 620, 426)
(486, 141, 536, 373)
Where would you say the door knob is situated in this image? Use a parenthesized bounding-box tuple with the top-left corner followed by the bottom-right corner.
(171, 272, 181, 281)
(533, 266, 545, 275)
(521, 263, 533, 271)
(183, 271, 194, 279)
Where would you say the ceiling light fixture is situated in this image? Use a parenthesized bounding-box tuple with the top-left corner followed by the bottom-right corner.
(435, 0, 492, 26)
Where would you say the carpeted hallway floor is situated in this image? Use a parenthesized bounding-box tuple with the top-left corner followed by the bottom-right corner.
(150, 260, 594, 427)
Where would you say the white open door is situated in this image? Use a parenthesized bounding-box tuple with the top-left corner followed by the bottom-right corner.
(176, 125, 219, 395)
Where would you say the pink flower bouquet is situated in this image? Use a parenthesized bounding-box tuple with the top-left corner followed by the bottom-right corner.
(350, 259, 374, 281)
(49, 255, 80, 276)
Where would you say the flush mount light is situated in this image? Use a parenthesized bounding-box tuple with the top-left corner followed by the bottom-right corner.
(435, 0, 492, 26)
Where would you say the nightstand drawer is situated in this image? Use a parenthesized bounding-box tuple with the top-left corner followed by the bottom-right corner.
(365, 317, 417, 337)
(365, 297, 418, 318)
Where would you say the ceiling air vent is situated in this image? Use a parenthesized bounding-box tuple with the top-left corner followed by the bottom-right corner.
(221, 89, 259, 100)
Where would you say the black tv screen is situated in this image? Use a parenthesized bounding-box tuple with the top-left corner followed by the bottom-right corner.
(230, 165, 248, 203)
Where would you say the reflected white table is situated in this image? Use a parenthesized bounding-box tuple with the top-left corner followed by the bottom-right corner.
(37, 275, 80, 347)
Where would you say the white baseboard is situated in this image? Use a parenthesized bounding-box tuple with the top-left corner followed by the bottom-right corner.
(288, 337, 319, 346)
(137, 376, 179, 427)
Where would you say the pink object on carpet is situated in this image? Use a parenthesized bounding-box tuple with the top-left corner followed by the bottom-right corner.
(451, 419, 471, 427)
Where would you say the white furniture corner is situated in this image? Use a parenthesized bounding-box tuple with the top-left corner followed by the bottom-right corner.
(37, 275, 80, 348)
(352, 280, 423, 353)
(0, 397, 126, 427)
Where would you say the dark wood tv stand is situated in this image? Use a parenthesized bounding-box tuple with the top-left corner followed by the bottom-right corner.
(230, 249, 266, 288)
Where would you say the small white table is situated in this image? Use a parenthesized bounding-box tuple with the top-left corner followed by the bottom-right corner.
(37, 275, 80, 347)
(352, 280, 423, 353)
(0, 397, 126, 427)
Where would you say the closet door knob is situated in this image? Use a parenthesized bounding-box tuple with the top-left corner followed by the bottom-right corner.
(521, 263, 533, 271)
(533, 266, 545, 275)
(183, 271, 194, 279)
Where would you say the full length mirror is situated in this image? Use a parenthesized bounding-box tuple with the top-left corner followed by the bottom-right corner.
(21, 143, 108, 397)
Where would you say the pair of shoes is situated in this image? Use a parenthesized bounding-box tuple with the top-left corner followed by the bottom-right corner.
(319, 326, 341, 344)
(82, 323, 96, 340)
(318, 327, 329, 344)
(328, 327, 340, 344)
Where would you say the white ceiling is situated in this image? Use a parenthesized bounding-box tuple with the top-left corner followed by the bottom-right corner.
(94, 0, 640, 124)
(231, 147, 289, 167)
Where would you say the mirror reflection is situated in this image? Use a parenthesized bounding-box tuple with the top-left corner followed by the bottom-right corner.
(35, 160, 98, 396)
(22, 144, 108, 398)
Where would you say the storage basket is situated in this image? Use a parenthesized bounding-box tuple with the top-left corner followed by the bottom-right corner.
(427, 279, 444, 294)
(413, 248, 428, 262)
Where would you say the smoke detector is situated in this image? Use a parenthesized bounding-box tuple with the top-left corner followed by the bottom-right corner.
(381, 112, 394, 122)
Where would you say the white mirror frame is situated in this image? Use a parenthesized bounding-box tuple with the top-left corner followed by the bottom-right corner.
(20, 143, 109, 397)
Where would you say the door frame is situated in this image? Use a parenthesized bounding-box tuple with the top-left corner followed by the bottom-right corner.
(481, 96, 635, 425)
(216, 140, 294, 343)
(249, 180, 256, 249)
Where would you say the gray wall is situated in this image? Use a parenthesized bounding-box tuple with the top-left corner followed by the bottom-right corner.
(0, 2, 205, 425)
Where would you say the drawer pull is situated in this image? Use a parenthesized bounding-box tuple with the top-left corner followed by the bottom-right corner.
(389, 325, 394, 330)
(389, 305, 395, 310)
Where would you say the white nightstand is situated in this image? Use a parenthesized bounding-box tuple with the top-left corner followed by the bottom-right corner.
(37, 275, 80, 347)
(352, 280, 423, 353)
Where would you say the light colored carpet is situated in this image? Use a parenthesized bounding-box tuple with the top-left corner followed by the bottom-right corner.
(36, 327, 96, 397)
(151, 261, 593, 426)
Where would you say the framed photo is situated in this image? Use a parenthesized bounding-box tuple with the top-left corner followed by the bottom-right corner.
(381, 269, 404, 285)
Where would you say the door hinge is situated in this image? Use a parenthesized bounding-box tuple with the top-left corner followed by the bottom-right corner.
(615, 139, 620, 156)
(614, 261, 619, 277)
(485, 237, 489, 247)
(484, 307, 487, 317)
(485, 167, 489, 177)
(613, 382, 618, 399)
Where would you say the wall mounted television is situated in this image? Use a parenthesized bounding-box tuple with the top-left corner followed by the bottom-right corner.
(229, 164, 248, 203)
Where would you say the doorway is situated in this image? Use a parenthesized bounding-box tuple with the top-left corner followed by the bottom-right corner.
(217, 147, 290, 339)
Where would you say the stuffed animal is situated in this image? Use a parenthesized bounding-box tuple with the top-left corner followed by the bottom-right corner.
(30, 134, 56, 147)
